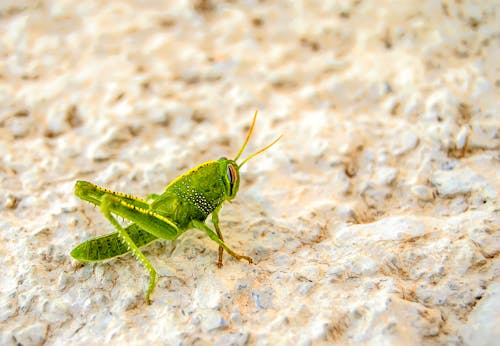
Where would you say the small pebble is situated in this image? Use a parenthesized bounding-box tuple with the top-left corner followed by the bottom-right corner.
(200, 310, 227, 332)
(411, 185, 434, 201)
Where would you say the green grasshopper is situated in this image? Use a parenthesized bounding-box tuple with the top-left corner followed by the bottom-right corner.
(71, 111, 281, 304)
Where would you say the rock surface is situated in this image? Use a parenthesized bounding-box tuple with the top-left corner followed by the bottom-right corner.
(0, 1, 498, 345)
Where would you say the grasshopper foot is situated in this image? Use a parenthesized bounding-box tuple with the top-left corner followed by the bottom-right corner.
(240, 255, 253, 264)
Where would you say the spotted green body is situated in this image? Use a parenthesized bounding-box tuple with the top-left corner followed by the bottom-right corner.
(71, 111, 280, 304)
(154, 160, 233, 228)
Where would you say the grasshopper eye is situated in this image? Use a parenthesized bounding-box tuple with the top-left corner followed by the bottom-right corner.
(227, 164, 237, 185)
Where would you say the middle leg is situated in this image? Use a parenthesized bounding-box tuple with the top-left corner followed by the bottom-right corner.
(190, 219, 253, 264)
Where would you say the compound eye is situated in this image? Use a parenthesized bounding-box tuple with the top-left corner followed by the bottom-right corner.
(227, 164, 237, 185)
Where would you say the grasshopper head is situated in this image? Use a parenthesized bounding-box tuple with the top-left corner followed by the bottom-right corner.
(221, 110, 282, 200)
(219, 158, 241, 200)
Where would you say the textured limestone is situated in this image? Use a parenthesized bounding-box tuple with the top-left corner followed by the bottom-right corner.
(1, 1, 499, 345)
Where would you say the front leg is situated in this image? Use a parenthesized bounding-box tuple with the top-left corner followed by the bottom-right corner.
(211, 206, 224, 268)
(190, 219, 253, 265)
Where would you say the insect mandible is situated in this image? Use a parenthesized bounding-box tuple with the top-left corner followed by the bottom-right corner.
(70, 110, 282, 304)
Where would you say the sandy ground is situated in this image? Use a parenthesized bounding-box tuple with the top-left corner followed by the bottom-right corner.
(1, 1, 499, 345)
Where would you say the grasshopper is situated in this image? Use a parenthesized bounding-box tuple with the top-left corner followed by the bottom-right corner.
(71, 111, 281, 304)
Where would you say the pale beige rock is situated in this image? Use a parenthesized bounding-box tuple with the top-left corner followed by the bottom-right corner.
(0, 1, 498, 345)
